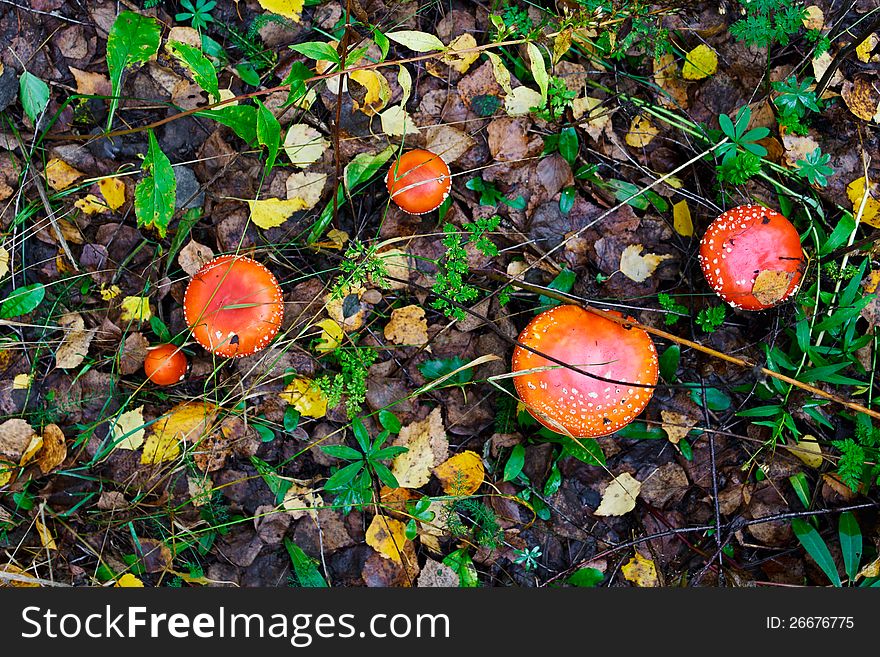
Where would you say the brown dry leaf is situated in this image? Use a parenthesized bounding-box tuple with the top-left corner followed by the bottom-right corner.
(45, 158, 84, 191)
(110, 406, 146, 451)
(433, 450, 484, 495)
(97, 491, 128, 510)
(841, 77, 879, 122)
(36, 424, 66, 474)
(653, 54, 688, 109)
(857, 556, 880, 580)
(661, 410, 696, 445)
(0, 564, 40, 587)
(391, 407, 449, 488)
(136, 538, 173, 573)
(625, 115, 658, 148)
(622, 552, 659, 586)
(35, 520, 57, 550)
(0, 419, 36, 462)
(595, 472, 641, 516)
(619, 244, 672, 282)
(572, 96, 612, 140)
(384, 305, 429, 346)
(672, 199, 693, 237)
(416, 557, 459, 587)
(55, 312, 96, 370)
(69, 67, 112, 96)
(802, 5, 824, 30)
(119, 331, 149, 375)
(845, 176, 880, 227)
(782, 132, 820, 168)
(365, 515, 409, 563)
(142, 401, 217, 465)
(375, 248, 411, 290)
(784, 434, 824, 468)
(177, 239, 215, 277)
(811, 52, 844, 89)
(325, 285, 368, 331)
(752, 269, 796, 307)
(425, 125, 475, 165)
(282, 479, 323, 520)
(285, 171, 327, 209)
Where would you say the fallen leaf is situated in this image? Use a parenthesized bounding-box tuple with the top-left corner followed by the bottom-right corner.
(781, 132, 820, 168)
(74, 194, 110, 214)
(391, 407, 449, 489)
(661, 410, 696, 445)
(279, 377, 328, 418)
(846, 176, 880, 227)
(69, 67, 112, 96)
(257, 0, 303, 21)
(681, 44, 717, 80)
(282, 479, 323, 520)
(365, 515, 409, 563)
(100, 284, 122, 301)
(0, 245, 8, 279)
(19, 435, 42, 466)
(440, 34, 480, 73)
(55, 312, 95, 370)
(622, 552, 659, 586)
(119, 296, 151, 323)
(12, 374, 31, 390)
(285, 171, 327, 209)
(802, 5, 824, 30)
(115, 573, 144, 587)
(374, 248, 411, 290)
(118, 331, 149, 375)
(45, 158, 84, 191)
(110, 406, 146, 451)
(283, 124, 328, 168)
(380, 105, 420, 137)
(35, 424, 66, 474)
(35, 520, 57, 550)
(187, 475, 213, 507)
(433, 450, 484, 495)
(425, 125, 475, 165)
(857, 556, 880, 580)
(0, 418, 36, 462)
(855, 33, 878, 63)
(572, 96, 612, 140)
(248, 197, 307, 229)
(384, 305, 429, 346)
(385, 30, 445, 52)
(784, 434, 823, 468)
(595, 472, 641, 516)
(325, 285, 368, 331)
(752, 269, 796, 307)
(625, 115, 658, 148)
(811, 51, 844, 89)
(841, 77, 879, 122)
(177, 239, 215, 277)
(417, 557, 459, 587)
(99, 177, 126, 210)
(0, 564, 40, 587)
(619, 244, 672, 282)
(486, 52, 512, 94)
(653, 54, 688, 109)
(673, 199, 693, 237)
(504, 85, 544, 117)
(350, 69, 391, 116)
(142, 401, 217, 465)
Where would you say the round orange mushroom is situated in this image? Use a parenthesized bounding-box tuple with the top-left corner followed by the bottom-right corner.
(144, 344, 188, 386)
(183, 255, 284, 358)
(698, 204, 805, 311)
(386, 148, 451, 214)
(511, 305, 659, 437)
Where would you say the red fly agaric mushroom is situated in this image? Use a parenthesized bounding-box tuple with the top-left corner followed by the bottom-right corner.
(385, 148, 451, 214)
(699, 204, 805, 311)
(144, 344, 188, 386)
(184, 255, 284, 358)
(511, 305, 659, 437)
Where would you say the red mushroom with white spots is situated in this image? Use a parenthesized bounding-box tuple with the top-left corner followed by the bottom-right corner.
(511, 305, 659, 437)
(386, 148, 451, 215)
(698, 204, 805, 311)
(184, 255, 284, 358)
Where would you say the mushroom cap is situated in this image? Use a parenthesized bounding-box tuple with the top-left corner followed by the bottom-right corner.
(144, 343, 188, 386)
(385, 148, 451, 214)
(184, 255, 284, 358)
(511, 305, 659, 438)
(698, 204, 804, 311)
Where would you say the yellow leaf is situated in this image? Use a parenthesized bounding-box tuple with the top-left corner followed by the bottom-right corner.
(784, 434, 824, 468)
(855, 33, 878, 63)
(285, 171, 327, 210)
(622, 552, 659, 586)
(142, 402, 217, 465)
(552, 29, 573, 65)
(282, 479, 323, 520)
(752, 269, 796, 307)
(653, 54, 688, 109)
(857, 556, 880, 580)
(485, 52, 512, 94)
(440, 34, 479, 73)
(74, 194, 110, 215)
(311, 228, 349, 250)
(99, 177, 126, 210)
(391, 407, 448, 489)
(385, 30, 445, 53)
(595, 472, 641, 516)
(365, 515, 409, 563)
(841, 77, 879, 122)
(115, 573, 145, 587)
(383, 304, 429, 346)
(504, 85, 544, 117)
(0, 462, 13, 486)
(380, 105, 420, 137)
(35, 424, 66, 474)
(248, 198, 307, 230)
(0, 563, 40, 587)
(120, 296, 151, 323)
(0, 245, 8, 280)
(111, 406, 146, 451)
(661, 410, 696, 445)
(433, 450, 484, 495)
(625, 115, 658, 148)
(257, 0, 303, 22)
(279, 377, 328, 418)
(349, 69, 391, 115)
(45, 158, 84, 191)
(619, 244, 673, 283)
(283, 124, 328, 168)
(19, 434, 43, 466)
(681, 44, 717, 80)
(846, 176, 880, 227)
(314, 318, 343, 352)
(673, 199, 693, 237)
(100, 284, 122, 300)
(35, 520, 57, 550)
(12, 373, 31, 390)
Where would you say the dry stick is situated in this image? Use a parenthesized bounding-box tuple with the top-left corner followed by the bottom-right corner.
(485, 271, 880, 421)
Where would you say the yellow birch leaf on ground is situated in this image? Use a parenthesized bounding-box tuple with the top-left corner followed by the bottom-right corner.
(283, 124, 328, 168)
(681, 44, 718, 80)
(433, 450, 484, 495)
(846, 176, 880, 226)
(386, 30, 445, 52)
(0, 245, 8, 280)
(0, 564, 40, 587)
(856, 34, 878, 63)
(661, 410, 696, 445)
(350, 69, 391, 116)
(35, 520, 57, 550)
(673, 199, 693, 237)
(752, 269, 796, 307)
(595, 472, 641, 516)
(285, 171, 327, 209)
(553, 29, 573, 65)
(110, 406, 146, 451)
(257, 0, 303, 22)
(375, 248, 411, 290)
(811, 51, 844, 89)
(0, 418, 36, 462)
(0, 462, 13, 486)
(142, 401, 217, 465)
(115, 573, 145, 587)
(314, 318, 343, 352)
(572, 96, 612, 140)
(12, 374, 31, 390)
(19, 435, 43, 466)
(36, 424, 66, 474)
(784, 434, 823, 468)
(504, 85, 544, 117)
(74, 194, 110, 214)
(619, 244, 673, 282)
(366, 515, 409, 563)
(325, 285, 368, 331)
(100, 284, 122, 300)
(622, 552, 659, 586)
(55, 312, 95, 370)
(486, 52, 512, 94)
(99, 177, 126, 210)
(440, 34, 479, 73)
(380, 105, 420, 137)
(45, 158, 84, 191)
(248, 198, 306, 230)
(841, 77, 880, 122)
(391, 407, 449, 489)
(279, 377, 328, 418)
(625, 115, 658, 148)
(120, 296, 151, 323)
(384, 305, 429, 346)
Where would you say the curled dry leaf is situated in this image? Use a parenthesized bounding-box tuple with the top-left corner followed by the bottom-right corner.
(391, 407, 449, 488)
(595, 472, 641, 516)
(384, 304, 429, 346)
(619, 244, 673, 282)
(97, 491, 128, 510)
(35, 424, 66, 474)
(660, 410, 696, 445)
(349, 69, 391, 116)
(425, 124, 475, 165)
(55, 312, 96, 370)
(177, 239, 215, 277)
(439, 34, 480, 74)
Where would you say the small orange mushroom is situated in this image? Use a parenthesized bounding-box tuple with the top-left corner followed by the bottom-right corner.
(511, 305, 659, 437)
(144, 344, 188, 386)
(386, 148, 451, 214)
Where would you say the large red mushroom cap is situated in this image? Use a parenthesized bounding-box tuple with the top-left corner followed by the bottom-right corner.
(385, 149, 451, 214)
(184, 255, 284, 358)
(511, 305, 659, 438)
(698, 204, 805, 311)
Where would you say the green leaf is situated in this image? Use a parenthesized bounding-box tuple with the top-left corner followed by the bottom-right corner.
(503, 444, 526, 482)
(289, 41, 340, 63)
(788, 472, 811, 509)
(686, 385, 731, 411)
(443, 549, 478, 587)
(256, 100, 280, 178)
(236, 62, 261, 87)
(614, 422, 666, 440)
(558, 127, 578, 165)
(325, 460, 365, 490)
(371, 462, 400, 489)
(371, 445, 409, 460)
(559, 186, 575, 214)
(418, 357, 473, 385)
(567, 567, 604, 587)
(792, 518, 841, 587)
(839, 512, 862, 583)
(527, 42, 549, 99)
(282, 61, 312, 107)
(373, 28, 390, 60)
(106, 11, 161, 130)
(166, 41, 219, 101)
(378, 409, 402, 433)
(320, 445, 363, 461)
(344, 145, 396, 192)
(351, 416, 370, 453)
(283, 538, 328, 587)
(0, 283, 45, 319)
(134, 130, 176, 238)
(659, 344, 680, 382)
(561, 437, 605, 465)
(283, 407, 300, 432)
(543, 462, 562, 496)
(195, 105, 257, 144)
(537, 268, 576, 309)
(19, 71, 49, 123)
